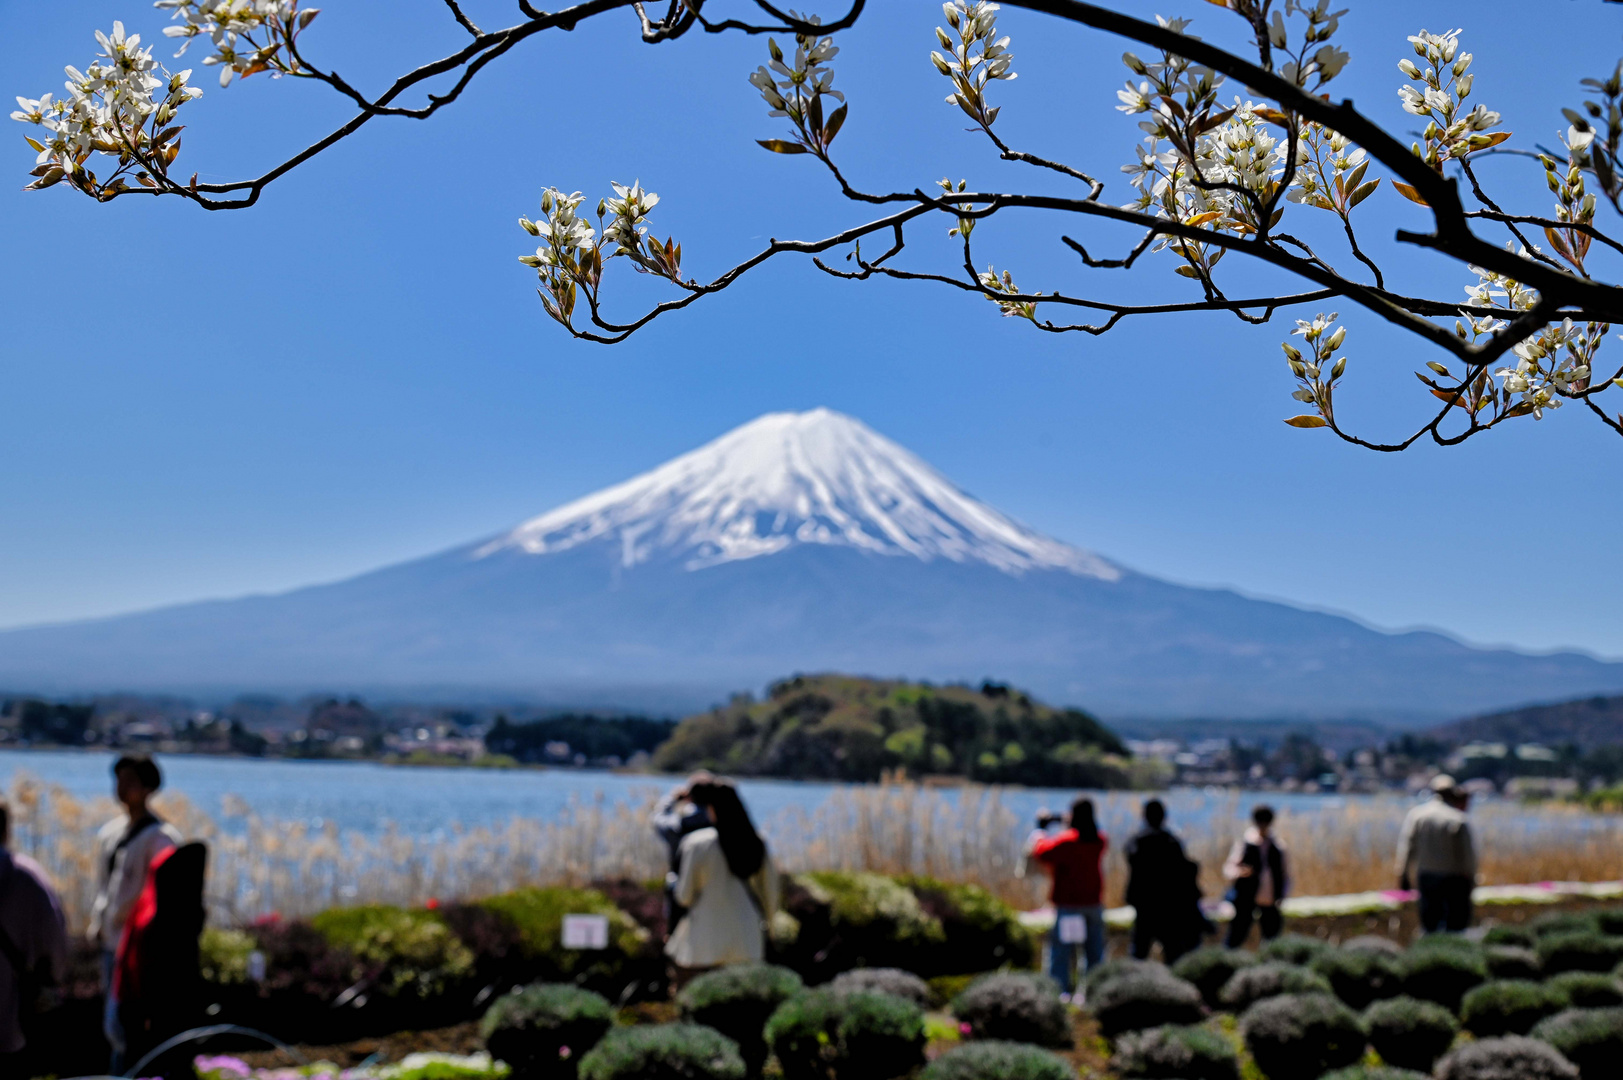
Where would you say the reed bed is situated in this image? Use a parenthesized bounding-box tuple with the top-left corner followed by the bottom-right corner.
(4, 774, 1619, 930)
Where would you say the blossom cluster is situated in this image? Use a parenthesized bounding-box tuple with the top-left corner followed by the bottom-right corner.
(1281, 313, 1347, 428)
(11, 22, 202, 197)
(518, 181, 679, 327)
(976, 266, 1038, 321)
(749, 14, 845, 155)
(1287, 124, 1379, 219)
(1263, 1, 1350, 89)
(156, 0, 320, 87)
(931, 2, 1016, 130)
(1397, 29, 1504, 172)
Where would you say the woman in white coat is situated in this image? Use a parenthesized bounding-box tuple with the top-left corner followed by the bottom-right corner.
(666, 781, 779, 978)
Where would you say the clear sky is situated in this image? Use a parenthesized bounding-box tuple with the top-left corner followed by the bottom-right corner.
(2, 0, 1620, 660)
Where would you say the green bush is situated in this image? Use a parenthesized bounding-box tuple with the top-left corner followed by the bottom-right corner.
(1531, 913, 1601, 939)
(1320, 1069, 1429, 1080)
(477, 887, 649, 983)
(1403, 942, 1488, 1011)
(765, 987, 926, 1080)
(1311, 949, 1405, 1010)
(919, 1041, 1076, 1080)
(794, 872, 946, 971)
(1081, 958, 1157, 995)
(678, 963, 804, 1077)
(1239, 992, 1366, 1080)
(828, 968, 931, 1008)
(1218, 963, 1332, 1014)
(310, 904, 475, 997)
(200, 926, 256, 985)
(1537, 933, 1623, 976)
(1531, 1007, 1623, 1080)
(1487, 945, 1541, 981)
(1363, 995, 1458, 1074)
(902, 876, 1038, 973)
(952, 972, 1073, 1046)
(1461, 980, 1567, 1037)
(1548, 972, 1623, 1009)
(1112, 1023, 1240, 1080)
(1433, 1034, 1580, 1080)
(1341, 936, 1403, 956)
(1484, 926, 1538, 949)
(1594, 908, 1623, 937)
(480, 983, 613, 1079)
(1085, 970, 1202, 1039)
(1173, 948, 1260, 1009)
(1259, 935, 1332, 967)
(577, 1024, 745, 1080)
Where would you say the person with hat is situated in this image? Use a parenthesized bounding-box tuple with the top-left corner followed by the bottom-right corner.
(1396, 774, 1478, 933)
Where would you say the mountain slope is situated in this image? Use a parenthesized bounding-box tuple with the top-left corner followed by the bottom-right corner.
(1431, 694, 1623, 751)
(1, 409, 1619, 720)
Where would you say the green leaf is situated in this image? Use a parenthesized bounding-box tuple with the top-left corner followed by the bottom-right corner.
(1283, 415, 1328, 428)
(1347, 178, 1381, 208)
(756, 139, 808, 154)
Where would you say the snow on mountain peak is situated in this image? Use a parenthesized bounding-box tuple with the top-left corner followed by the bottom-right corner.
(477, 408, 1120, 579)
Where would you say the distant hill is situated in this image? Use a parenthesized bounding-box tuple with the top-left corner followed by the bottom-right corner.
(652, 673, 1134, 786)
(1431, 694, 1623, 752)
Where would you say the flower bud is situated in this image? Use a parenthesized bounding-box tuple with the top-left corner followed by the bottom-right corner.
(1282, 342, 1303, 363)
(1398, 59, 1421, 79)
(931, 51, 952, 75)
(1452, 53, 1471, 76)
(1325, 326, 1347, 351)
(1330, 357, 1346, 380)
(1456, 74, 1472, 98)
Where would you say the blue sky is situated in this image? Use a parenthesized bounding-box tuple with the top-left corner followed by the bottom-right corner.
(2, 0, 1620, 660)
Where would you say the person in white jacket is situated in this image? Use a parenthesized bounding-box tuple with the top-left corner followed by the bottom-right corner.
(89, 755, 181, 1074)
(666, 781, 779, 980)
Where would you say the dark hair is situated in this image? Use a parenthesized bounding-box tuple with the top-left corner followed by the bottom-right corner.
(114, 754, 162, 791)
(689, 782, 766, 881)
(0, 800, 8, 846)
(1069, 797, 1099, 842)
(1252, 805, 1276, 827)
(1143, 799, 1166, 828)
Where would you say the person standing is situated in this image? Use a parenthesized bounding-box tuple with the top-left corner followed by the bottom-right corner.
(666, 781, 779, 981)
(1396, 774, 1478, 933)
(0, 799, 68, 1078)
(1028, 797, 1109, 998)
(1125, 799, 1201, 964)
(89, 755, 181, 1074)
(1223, 805, 1289, 947)
(652, 772, 715, 940)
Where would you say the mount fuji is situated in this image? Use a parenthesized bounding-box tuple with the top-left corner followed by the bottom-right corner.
(2, 408, 1620, 720)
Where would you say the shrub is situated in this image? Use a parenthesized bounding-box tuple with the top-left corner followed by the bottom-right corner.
(919, 1041, 1075, 1080)
(1320, 1069, 1429, 1080)
(1484, 926, 1537, 949)
(1461, 980, 1566, 1037)
(310, 905, 475, 997)
(1403, 943, 1488, 1011)
(476, 887, 650, 984)
(1239, 992, 1366, 1080)
(1486, 945, 1541, 981)
(952, 972, 1074, 1046)
(902, 876, 1038, 974)
(794, 872, 945, 971)
(1259, 935, 1331, 967)
(1594, 908, 1623, 937)
(1310, 949, 1405, 1010)
(1084, 970, 1202, 1039)
(1341, 936, 1403, 956)
(1173, 948, 1259, 1009)
(1362, 996, 1458, 1074)
(1113, 1023, 1240, 1080)
(577, 1024, 745, 1080)
(1537, 933, 1623, 976)
(1531, 913, 1601, 939)
(1433, 1034, 1579, 1080)
(200, 927, 256, 985)
(1218, 963, 1332, 1014)
(1531, 1006, 1623, 1080)
(1081, 958, 1157, 995)
(678, 963, 804, 1077)
(828, 968, 931, 1008)
(480, 983, 613, 1079)
(765, 988, 926, 1080)
(1547, 972, 1623, 1009)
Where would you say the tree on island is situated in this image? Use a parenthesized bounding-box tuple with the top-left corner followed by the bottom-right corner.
(14, 1, 1623, 450)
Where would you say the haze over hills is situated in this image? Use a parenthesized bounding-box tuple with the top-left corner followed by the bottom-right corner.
(1431, 694, 1623, 752)
(1, 408, 1620, 721)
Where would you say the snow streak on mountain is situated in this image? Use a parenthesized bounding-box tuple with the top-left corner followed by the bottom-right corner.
(477, 408, 1119, 578)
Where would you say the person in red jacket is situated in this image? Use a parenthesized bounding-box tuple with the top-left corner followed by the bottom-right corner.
(1027, 796, 1108, 998)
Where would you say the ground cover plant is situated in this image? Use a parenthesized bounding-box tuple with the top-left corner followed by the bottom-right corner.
(765, 987, 927, 1080)
(1547, 971, 1623, 1008)
(951, 972, 1074, 1047)
(1112, 1023, 1240, 1080)
(1218, 962, 1333, 1013)
(1310, 949, 1405, 1010)
(678, 963, 805, 1078)
(1485, 945, 1541, 981)
(1433, 1034, 1580, 1080)
(1460, 979, 1568, 1037)
(479, 983, 614, 1080)
(1402, 938, 1489, 1011)
(1239, 992, 1366, 1080)
(918, 1041, 1076, 1080)
(1083, 968, 1203, 1039)
(827, 968, 931, 1008)
(576, 1023, 746, 1080)
(1258, 936, 1333, 967)
(1537, 932, 1623, 975)
(1173, 947, 1260, 1009)
(1362, 995, 1458, 1073)
(1530, 1006, 1623, 1080)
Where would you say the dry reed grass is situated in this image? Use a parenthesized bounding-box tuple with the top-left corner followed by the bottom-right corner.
(4, 774, 1618, 929)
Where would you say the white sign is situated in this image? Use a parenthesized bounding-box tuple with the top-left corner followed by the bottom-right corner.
(562, 913, 610, 950)
(1057, 914, 1088, 945)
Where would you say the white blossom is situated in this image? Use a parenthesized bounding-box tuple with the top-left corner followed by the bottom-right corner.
(155, 0, 317, 87)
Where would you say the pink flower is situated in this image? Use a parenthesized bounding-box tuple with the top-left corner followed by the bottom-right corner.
(193, 1056, 252, 1079)
(559, 1046, 573, 1059)
(959, 1022, 972, 1036)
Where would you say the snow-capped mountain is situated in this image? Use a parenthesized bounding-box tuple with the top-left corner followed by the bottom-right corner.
(1, 409, 1619, 720)
(477, 408, 1118, 578)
